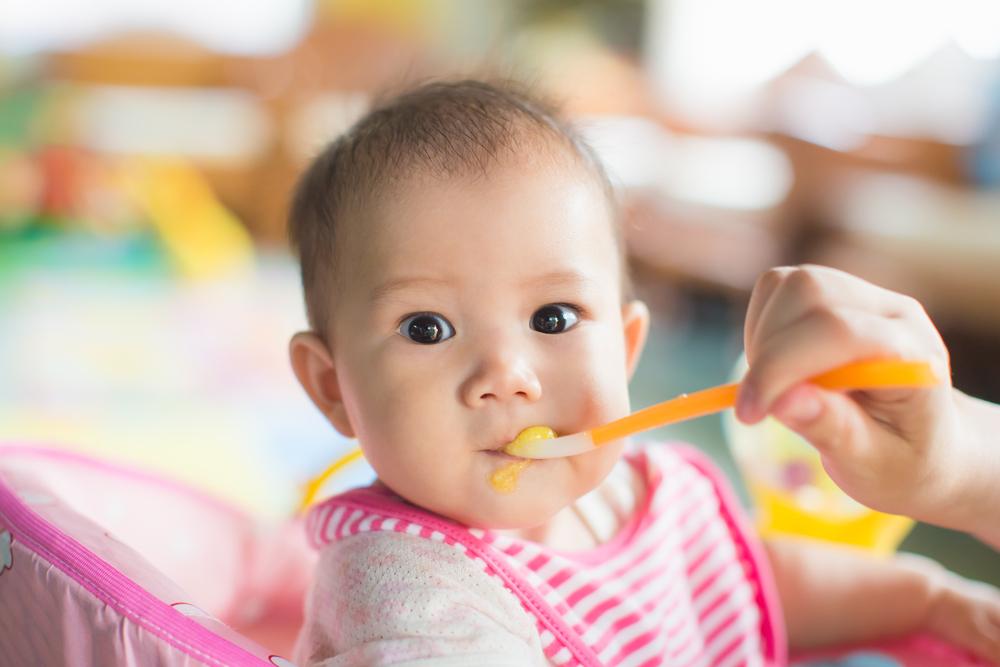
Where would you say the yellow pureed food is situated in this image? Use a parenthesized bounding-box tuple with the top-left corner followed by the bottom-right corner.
(489, 426, 556, 493)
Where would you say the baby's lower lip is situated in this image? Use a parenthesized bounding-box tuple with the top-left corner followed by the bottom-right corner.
(484, 448, 524, 461)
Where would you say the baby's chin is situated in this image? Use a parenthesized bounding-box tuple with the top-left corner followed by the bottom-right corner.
(459, 457, 615, 530)
(456, 497, 569, 531)
(381, 445, 622, 530)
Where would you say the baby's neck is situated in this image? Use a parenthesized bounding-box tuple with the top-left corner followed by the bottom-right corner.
(498, 504, 605, 551)
(497, 458, 644, 551)
(371, 458, 643, 552)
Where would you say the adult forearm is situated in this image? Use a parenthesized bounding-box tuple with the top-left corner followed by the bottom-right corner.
(764, 537, 934, 649)
(952, 391, 1000, 551)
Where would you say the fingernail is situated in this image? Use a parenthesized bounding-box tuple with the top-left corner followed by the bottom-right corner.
(778, 388, 823, 424)
(736, 385, 759, 422)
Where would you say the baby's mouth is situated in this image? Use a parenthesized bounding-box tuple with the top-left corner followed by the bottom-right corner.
(484, 437, 535, 494)
(482, 426, 559, 493)
(484, 448, 525, 461)
(482, 426, 559, 458)
(483, 438, 524, 458)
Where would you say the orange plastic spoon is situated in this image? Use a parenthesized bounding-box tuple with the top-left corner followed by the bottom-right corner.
(503, 359, 938, 459)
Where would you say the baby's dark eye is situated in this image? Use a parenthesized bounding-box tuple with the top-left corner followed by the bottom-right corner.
(398, 313, 455, 344)
(531, 304, 580, 334)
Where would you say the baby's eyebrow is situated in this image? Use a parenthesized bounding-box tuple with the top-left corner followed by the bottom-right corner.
(370, 276, 453, 304)
(370, 270, 594, 305)
(521, 270, 595, 290)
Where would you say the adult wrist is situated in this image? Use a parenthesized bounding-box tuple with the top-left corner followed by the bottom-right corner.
(944, 391, 1000, 546)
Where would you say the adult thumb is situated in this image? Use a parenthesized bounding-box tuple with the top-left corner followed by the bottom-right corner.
(769, 383, 869, 457)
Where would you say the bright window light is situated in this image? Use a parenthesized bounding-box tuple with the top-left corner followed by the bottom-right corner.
(647, 0, 1000, 120)
(816, 0, 949, 86)
(952, 0, 1000, 60)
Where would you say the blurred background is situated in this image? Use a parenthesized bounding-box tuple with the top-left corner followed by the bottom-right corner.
(2, 0, 999, 583)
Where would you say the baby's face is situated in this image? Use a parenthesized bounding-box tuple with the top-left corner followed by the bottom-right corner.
(323, 155, 646, 529)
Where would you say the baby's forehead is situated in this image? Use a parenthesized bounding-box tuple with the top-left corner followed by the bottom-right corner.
(367, 157, 613, 246)
(337, 168, 621, 301)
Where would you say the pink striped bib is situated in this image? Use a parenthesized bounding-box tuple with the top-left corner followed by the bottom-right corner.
(306, 445, 785, 667)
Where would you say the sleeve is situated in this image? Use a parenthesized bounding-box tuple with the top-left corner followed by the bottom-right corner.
(294, 531, 548, 667)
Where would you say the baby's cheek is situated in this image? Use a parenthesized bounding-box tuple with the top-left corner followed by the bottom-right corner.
(571, 371, 628, 430)
(580, 331, 632, 413)
(353, 390, 424, 464)
(564, 368, 630, 492)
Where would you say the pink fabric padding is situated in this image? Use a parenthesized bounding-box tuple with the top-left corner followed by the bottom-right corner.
(0, 445, 300, 666)
(0, 446, 250, 618)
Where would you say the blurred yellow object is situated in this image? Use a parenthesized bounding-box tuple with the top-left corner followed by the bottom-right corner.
(120, 158, 253, 278)
(750, 481, 914, 556)
(316, 0, 434, 34)
(725, 357, 918, 556)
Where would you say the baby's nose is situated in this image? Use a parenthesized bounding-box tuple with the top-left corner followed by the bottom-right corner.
(461, 351, 542, 407)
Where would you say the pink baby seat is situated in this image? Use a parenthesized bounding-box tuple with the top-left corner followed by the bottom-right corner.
(0, 442, 987, 666)
(0, 445, 311, 666)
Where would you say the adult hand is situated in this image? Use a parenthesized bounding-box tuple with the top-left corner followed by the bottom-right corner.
(736, 265, 988, 538)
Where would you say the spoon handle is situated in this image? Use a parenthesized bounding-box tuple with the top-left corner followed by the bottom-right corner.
(590, 359, 937, 446)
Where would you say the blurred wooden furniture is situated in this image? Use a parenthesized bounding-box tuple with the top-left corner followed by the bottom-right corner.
(44, 21, 433, 244)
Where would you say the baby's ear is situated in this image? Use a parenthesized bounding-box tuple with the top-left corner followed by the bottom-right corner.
(621, 300, 650, 381)
(289, 332, 356, 438)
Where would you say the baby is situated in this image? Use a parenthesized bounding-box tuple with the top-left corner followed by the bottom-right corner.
(287, 80, 1000, 665)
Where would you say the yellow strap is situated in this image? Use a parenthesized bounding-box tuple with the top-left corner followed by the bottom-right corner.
(298, 447, 365, 514)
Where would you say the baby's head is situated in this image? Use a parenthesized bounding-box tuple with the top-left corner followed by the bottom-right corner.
(289, 80, 649, 530)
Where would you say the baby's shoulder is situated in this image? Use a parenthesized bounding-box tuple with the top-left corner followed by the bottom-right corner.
(311, 529, 518, 610)
(316, 529, 474, 585)
(304, 530, 541, 655)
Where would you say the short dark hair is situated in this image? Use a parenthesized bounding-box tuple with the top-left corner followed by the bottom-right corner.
(288, 79, 626, 336)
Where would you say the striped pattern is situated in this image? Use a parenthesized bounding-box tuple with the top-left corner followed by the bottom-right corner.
(308, 446, 778, 667)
